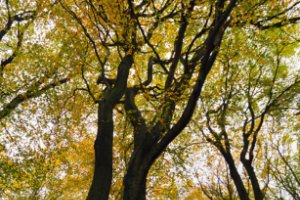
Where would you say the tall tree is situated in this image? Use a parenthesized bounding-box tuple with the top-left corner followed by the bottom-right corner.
(195, 19, 300, 199)
(1, 0, 300, 199)
(59, 0, 238, 199)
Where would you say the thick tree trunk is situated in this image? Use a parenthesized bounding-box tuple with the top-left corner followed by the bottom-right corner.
(87, 102, 113, 200)
(241, 159, 264, 200)
(87, 55, 133, 200)
(221, 151, 250, 200)
(123, 149, 150, 200)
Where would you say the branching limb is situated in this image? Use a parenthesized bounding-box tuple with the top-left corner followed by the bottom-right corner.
(0, 78, 69, 120)
(124, 87, 148, 149)
(152, 0, 237, 158)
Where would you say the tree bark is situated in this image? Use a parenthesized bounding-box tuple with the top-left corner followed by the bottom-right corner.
(87, 102, 113, 200)
(123, 149, 150, 200)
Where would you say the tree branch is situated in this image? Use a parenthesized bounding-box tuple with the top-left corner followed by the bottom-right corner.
(0, 78, 69, 120)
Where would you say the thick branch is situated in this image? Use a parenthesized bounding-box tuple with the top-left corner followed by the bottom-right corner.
(153, 0, 237, 159)
(0, 10, 35, 41)
(165, 2, 194, 89)
(124, 88, 148, 149)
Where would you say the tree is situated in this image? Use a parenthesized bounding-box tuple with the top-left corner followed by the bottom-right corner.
(193, 16, 300, 199)
(58, 0, 238, 199)
(0, 0, 70, 120)
(1, 0, 300, 199)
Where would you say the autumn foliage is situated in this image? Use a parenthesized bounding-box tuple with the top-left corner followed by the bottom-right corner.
(1, 0, 300, 199)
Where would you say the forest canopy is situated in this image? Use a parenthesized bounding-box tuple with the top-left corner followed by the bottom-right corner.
(0, 0, 300, 199)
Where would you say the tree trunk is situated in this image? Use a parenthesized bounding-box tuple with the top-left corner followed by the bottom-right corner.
(87, 102, 113, 200)
(123, 149, 150, 200)
(87, 55, 133, 200)
(241, 159, 264, 200)
(221, 151, 250, 200)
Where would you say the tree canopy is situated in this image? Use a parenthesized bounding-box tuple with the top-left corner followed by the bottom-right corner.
(1, 0, 300, 199)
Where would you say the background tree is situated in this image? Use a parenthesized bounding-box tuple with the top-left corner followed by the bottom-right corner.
(193, 18, 300, 199)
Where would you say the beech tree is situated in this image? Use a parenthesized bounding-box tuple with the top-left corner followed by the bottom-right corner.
(1, 0, 300, 199)
(196, 37, 299, 199)
(58, 0, 239, 199)
(0, 0, 70, 120)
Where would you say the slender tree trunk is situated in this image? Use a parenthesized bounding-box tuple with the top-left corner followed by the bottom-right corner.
(221, 151, 250, 200)
(87, 102, 113, 200)
(241, 159, 264, 200)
